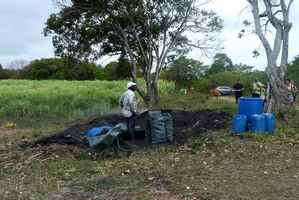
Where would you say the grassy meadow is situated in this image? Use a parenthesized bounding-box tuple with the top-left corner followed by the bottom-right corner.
(0, 80, 175, 126)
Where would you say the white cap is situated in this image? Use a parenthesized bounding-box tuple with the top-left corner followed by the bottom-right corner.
(127, 81, 137, 89)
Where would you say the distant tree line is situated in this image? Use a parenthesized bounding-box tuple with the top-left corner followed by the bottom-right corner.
(161, 53, 257, 90)
(0, 56, 132, 80)
(0, 54, 298, 88)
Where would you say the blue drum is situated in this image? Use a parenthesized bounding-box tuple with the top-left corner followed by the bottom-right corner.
(239, 97, 264, 119)
(232, 114, 247, 135)
(250, 114, 266, 134)
(263, 113, 276, 134)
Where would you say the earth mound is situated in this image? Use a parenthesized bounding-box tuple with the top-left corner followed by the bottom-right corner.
(24, 110, 230, 149)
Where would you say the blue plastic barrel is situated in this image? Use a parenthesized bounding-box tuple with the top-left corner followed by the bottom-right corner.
(250, 114, 266, 134)
(232, 114, 247, 134)
(239, 97, 264, 119)
(263, 113, 276, 134)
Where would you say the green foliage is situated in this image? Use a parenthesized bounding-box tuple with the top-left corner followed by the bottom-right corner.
(207, 53, 234, 75)
(21, 58, 100, 80)
(104, 62, 119, 81)
(193, 71, 267, 95)
(95, 67, 106, 80)
(116, 57, 131, 79)
(0, 64, 22, 79)
(22, 58, 63, 80)
(68, 61, 98, 80)
(44, 0, 222, 61)
(103, 58, 131, 81)
(287, 55, 299, 85)
(163, 56, 206, 89)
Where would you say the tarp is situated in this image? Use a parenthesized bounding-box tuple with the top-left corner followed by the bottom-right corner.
(85, 123, 127, 149)
(86, 126, 113, 137)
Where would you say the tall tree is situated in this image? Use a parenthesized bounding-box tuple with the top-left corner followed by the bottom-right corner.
(165, 56, 206, 89)
(207, 53, 234, 75)
(116, 55, 132, 80)
(246, 0, 295, 110)
(45, 0, 222, 105)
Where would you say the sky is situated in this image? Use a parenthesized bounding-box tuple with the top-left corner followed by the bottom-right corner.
(0, 0, 299, 70)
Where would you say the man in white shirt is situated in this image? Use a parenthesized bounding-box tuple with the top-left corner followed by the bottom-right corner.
(119, 82, 138, 140)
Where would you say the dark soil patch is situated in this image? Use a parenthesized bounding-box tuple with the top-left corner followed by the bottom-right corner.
(22, 110, 230, 150)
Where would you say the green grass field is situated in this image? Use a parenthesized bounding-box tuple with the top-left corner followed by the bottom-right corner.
(0, 80, 175, 126)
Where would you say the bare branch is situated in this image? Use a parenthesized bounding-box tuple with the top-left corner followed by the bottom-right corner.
(248, 0, 273, 58)
(287, 0, 295, 12)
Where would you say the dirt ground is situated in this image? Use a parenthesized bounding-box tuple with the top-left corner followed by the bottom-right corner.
(23, 109, 230, 150)
(2, 106, 299, 200)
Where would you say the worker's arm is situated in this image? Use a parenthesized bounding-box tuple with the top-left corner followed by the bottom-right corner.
(119, 95, 124, 109)
(232, 85, 244, 92)
(128, 94, 137, 114)
(236, 87, 245, 91)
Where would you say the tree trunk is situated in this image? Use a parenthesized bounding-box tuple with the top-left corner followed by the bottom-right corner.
(247, 0, 295, 112)
(265, 67, 290, 112)
(152, 81, 159, 105)
(146, 79, 159, 106)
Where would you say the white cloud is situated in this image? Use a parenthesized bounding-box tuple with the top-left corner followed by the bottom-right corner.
(0, 0, 55, 66)
(0, 0, 298, 70)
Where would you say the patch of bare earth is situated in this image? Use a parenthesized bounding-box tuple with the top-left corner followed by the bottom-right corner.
(48, 175, 182, 200)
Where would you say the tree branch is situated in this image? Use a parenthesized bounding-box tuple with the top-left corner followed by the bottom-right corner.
(248, 0, 273, 60)
(287, 0, 295, 12)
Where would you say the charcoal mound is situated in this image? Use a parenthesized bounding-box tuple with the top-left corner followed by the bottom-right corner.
(25, 110, 230, 149)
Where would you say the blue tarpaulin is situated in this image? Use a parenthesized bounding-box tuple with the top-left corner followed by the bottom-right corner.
(86, 126, 113, 137)
(85, 123, 127, 148)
